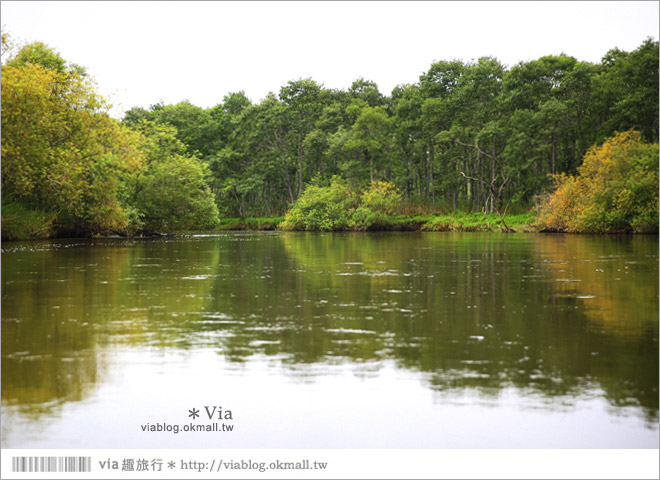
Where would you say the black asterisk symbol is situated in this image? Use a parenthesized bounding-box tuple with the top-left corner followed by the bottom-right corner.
(167, 461, 176, 469)
(188, 407, 200, 419)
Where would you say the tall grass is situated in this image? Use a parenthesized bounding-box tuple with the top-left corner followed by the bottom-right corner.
(1, 202, 56, 240)
(421, 212, 538, 232)
(214, 216, 285, 231)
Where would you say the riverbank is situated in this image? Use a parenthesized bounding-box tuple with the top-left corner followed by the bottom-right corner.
(7, 210, 657, 241)
(214, 216, 286, 231)
(211, 212, 539, 233)
(1, 211, 540, 240)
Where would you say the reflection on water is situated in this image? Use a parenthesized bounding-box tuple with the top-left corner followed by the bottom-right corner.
(1, 232, 658, 448)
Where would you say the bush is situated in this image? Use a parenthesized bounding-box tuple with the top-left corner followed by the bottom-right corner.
(134, 155, 220, 232)
(281, 178, 359, 231)
(282, 179, 404, 231)
(350, 206, 381, 230)
(361, 181, 403, 215)
(538, 131, 658, 233)
(349, 181, 402, 230)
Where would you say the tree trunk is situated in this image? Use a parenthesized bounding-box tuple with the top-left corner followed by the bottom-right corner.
(551, 133, 557, 174)
(297, 143, 304, 197)
(282, 161, 295, 204)
(370, 154, 374, 183)
(490, 139, 496, 213)
(428, 143, 434, 204)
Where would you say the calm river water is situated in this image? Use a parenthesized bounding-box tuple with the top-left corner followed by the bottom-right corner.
(1, 232, 658, 448)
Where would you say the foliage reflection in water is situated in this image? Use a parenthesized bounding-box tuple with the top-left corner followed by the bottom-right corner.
(1, 232, 658, 447)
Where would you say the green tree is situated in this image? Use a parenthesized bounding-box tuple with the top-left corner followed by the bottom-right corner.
(279, 78, 326, 196)
(222, 91, 252, 115)
(592, 38, 659, 143)
(8, 41, 86, 76)
(100, 38, 660, 220)
(443, 57, 507, 212)
(348, 103, 393, 183)
(130, 121, 220, 231)
(149, 101, 214, 156)
(419, 59, 464, 99)
(392, 84, 426, 200)
(349, 77, 384, 107)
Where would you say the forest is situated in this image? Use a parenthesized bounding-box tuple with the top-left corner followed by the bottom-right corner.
(1, 32, 658, 238)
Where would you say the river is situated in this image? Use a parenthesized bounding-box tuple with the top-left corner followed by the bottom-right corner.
(1, 232, 658, 448)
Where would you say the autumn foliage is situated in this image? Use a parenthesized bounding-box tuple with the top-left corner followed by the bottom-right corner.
(1, 42, 218, 238)
(538, 131, 658, 233)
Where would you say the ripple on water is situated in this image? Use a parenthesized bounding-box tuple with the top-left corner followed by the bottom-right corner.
(203, 313, 231, 319)
(325, 328, 377, 335)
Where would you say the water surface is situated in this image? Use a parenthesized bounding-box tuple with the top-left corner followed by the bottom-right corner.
(2, 232, 658, 448)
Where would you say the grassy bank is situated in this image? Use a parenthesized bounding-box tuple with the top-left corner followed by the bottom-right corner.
(213, 216, 286, 231)
(1, 202, 56, 240)
(0, 210, 545, 240)
(419, 212, 538, 232)
(213, 212, 539, 233)
(361, 212, 538, 232)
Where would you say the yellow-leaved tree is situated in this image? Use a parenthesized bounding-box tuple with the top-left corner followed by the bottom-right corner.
(2, 39, 220, 239)
(1, 42, 145, 237)
(538, 130, 658, 233)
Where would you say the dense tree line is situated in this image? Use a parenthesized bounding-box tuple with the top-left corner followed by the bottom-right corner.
(1, 33, 657, 238)
(124, 39, 658, 217)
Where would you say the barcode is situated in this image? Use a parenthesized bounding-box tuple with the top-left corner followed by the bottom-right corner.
(11, 456, 91, 473)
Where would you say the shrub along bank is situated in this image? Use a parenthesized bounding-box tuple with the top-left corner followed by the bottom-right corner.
(277, 178, 538, 232)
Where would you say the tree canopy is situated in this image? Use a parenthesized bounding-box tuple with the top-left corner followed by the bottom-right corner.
(2, 35, 658, 238)
(120, 38, 657, 219)
(1, 40, 218, 237)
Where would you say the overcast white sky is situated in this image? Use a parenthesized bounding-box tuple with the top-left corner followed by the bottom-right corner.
(2, 1, 658, 118)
